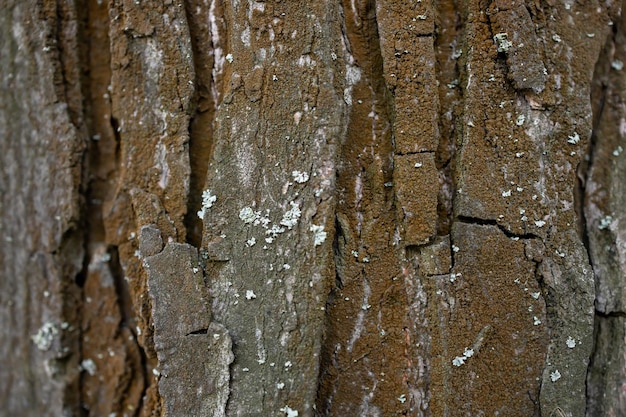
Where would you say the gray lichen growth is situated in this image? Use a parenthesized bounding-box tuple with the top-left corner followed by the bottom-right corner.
(493, 33, 513, 53)
(31, 322, 58, 351)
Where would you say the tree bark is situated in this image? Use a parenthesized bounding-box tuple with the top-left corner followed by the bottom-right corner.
(1, 1, 625, 416)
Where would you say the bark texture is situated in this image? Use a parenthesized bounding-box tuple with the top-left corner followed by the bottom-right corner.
(1, 0, 626, 416)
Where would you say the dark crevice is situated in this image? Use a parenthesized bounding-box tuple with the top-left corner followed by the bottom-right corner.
(74, 250, 89, 287)
(110, 116, 122, 168)
(578, 63, 608, 256)
(187, 328, 209, 335)
(433, 0, 463, 237)
(332, 215, 345, 289)
(456, 214, 498, 226)
(73, 1, 93, 415)
(182, 0, 222, 248)
(395, 150, 436, 156)
(594, 309, 626, 319)
(456, 215, 540, 240)
(404, 243, 431, 251)
(108, 247, 136, 330)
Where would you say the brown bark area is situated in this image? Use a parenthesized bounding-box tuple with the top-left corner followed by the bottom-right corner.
(1, 1, 626, 417)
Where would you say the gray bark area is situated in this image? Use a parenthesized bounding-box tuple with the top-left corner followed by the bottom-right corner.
(144, 239, 233, 416)
(1, 1, 626, 417)
(0, 2, 84, 416)
(198, 2, 348, 413)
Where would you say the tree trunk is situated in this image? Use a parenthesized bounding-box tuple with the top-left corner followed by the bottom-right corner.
(1, 1, 625, 416)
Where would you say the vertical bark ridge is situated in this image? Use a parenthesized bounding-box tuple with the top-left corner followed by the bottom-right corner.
(78, 0, 155, 415)
(200, 1, 348, 415)
(104, 1, 197, 414)
(317, 0, 412, 414)
(584, 1, 626, 415)
(377, 0, 440, 414)
(441, 1, 610, 415)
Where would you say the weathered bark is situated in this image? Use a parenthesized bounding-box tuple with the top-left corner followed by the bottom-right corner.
(1, 1, 626, 417)
(585, 3, 626, 415)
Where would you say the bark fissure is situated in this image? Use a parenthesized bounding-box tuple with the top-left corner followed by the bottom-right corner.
(183, 0, 221, 247)
(457, 215, 541, 240)
(76, 1, 150, 415)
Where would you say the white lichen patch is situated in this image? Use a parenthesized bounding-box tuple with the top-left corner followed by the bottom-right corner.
(567, 132, 580, 144)
(293, 111, 302, 125)
(452, 347, 474, 367)
(599, 215, 613, 230)
(452, 357, 465, 366)
(343, 64, 362, 105)
(239, 200, 304, 246)
(310, 224, 327, 246)
(550, 369, 562, 382)
(279, 406, 298, 416)
(80, 359, 97, 376)
(239, 207, 258, 224)
(197, 190, 217, 219)
(292, 170, 309, 183)
(566, 336, 576, 348)
(266, 224, 285, 240)
(31, 322, 58, 351)
(280, 202, 301, 229)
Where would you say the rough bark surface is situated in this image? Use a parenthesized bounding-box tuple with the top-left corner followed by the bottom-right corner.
(1, 1, 626, 417)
